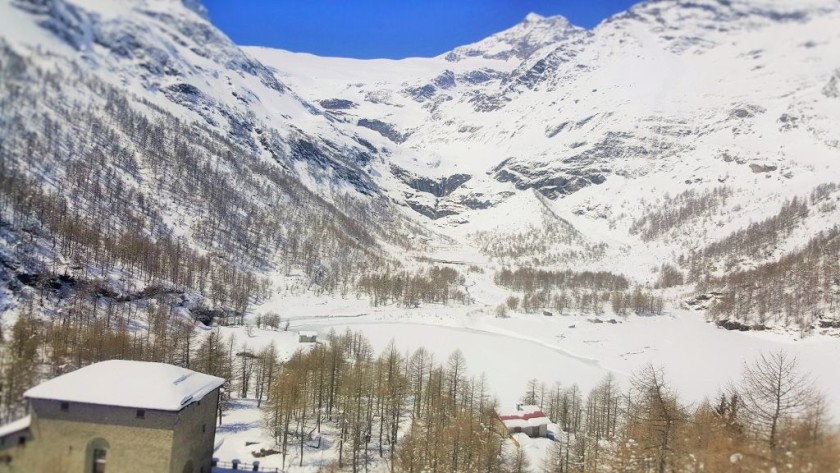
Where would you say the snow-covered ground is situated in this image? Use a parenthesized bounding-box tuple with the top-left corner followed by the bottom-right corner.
(261, 294, 840, 411)
(212, 286, 840, 472)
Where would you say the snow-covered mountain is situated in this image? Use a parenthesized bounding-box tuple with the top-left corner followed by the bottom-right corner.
(249, 0, 840, 280)
(2, 0, 840, 332)
(250, 0, 840, 217)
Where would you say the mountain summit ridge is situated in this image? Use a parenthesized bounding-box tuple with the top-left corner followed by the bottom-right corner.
(444, 10, 583, 62)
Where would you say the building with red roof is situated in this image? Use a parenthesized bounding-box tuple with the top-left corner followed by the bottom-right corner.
(497, 404, 550, 438)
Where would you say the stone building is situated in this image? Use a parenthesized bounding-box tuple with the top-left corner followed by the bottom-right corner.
(0, 360, 224, 473)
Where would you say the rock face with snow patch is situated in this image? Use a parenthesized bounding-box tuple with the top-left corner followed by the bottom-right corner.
(357, 118, 410, 143)
(391, 167, 472, 198)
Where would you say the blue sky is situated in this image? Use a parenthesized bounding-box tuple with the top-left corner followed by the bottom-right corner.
(203, 1, 639, 59)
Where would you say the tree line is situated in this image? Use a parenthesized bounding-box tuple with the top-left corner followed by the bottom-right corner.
(628, 181, 839, 332)
(629, 186, 734, 241)
(471, 207, 607, 268)
(687, 196, 809, 273)
(495, 268, 630, 293)
(356, 266, 469, 308)
(250, 332, 839, 472)
(700, 225, 840, 332)
(682, 185, 839, 332)
(495, 268, 663, 317)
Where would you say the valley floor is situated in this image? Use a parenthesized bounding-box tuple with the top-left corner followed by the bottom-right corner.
(211, 290, 840, 472)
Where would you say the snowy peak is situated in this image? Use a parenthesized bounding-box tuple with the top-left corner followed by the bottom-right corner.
(252, 0, 840, 229)
(613, 0, 840, 32)
(180, 0, 208, 19)
(445, 11, 584, 62)
(523, 12, 546, 23)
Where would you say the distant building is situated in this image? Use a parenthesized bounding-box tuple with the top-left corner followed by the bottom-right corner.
(0, 360, 224, 473)
(298, 330, 318, 343)
(498, 404, 550, 438)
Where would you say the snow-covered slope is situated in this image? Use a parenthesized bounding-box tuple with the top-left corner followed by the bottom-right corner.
(0, 0, 429, 326)
(0, 0, 390, 195)
(248, 0, 840, 280)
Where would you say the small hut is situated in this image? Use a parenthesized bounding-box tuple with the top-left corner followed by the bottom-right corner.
(298, 331, 318, 343)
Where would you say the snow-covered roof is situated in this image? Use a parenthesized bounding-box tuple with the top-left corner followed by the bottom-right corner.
(498, 404, 551, 429)
(24, 360, 224, 412)
(298, 331, 318, 337)
(502, 416, 550, 429)
(0, 416, 30, 438)
(497, 404, 545, 418)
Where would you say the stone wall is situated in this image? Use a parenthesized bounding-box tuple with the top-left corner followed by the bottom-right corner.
(13, 412, 174, 472)
(170, 389, 220, 473)
(0, 391, 221, 473)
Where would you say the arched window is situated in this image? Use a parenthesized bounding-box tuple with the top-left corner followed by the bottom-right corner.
(85, 438, 110, 473)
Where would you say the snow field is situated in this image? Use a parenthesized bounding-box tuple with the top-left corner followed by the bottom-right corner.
(214, 289, 840, 472)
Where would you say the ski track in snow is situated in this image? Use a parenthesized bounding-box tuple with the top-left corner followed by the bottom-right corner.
(291, 319, 603, 366)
